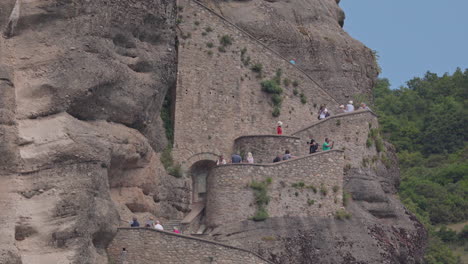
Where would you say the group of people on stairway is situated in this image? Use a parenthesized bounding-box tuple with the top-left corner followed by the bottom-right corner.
(318, 101, 371, 121)
(215, 101, 370, 166)
(129, 217, 181, 234)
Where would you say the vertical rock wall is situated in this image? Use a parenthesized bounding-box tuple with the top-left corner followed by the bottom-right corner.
(204, 0, 379, 103)
(0, 1, 184, 263)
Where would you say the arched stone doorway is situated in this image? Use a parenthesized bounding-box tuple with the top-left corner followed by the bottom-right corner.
(190, 160, 216, 204)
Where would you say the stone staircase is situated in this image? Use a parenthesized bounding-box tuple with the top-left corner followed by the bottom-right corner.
(162, 219, 183, 232)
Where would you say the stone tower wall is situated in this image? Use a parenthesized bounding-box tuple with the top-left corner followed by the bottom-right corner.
(293, 110, 379, 167)
(173, 0, 338, 167)
(206, 150, 344, 227)
(107, 228, 271, 264)
(233, 135, 302, 164)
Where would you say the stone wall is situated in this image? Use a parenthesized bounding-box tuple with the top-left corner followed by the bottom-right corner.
(173, 0, 338, 164)
(233, 135, 302, 163)
(292, 110, 379, 167)
(107, 228, 271, 264)
(206, 150, 344, 227)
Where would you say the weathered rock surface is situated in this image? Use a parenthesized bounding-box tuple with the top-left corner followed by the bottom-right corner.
(203, 0, 379, 103)
(0, 0, 187, 263)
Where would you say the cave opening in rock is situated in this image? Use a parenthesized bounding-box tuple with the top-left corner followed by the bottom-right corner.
(190, 160, 216, 204)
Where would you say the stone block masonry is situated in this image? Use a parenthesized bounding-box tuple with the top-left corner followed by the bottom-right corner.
(206, 150, 344, 227)
(107, 228, 271, 264)
(293, 110, 379, 168)
(173, 0, 337, 164)
(234, 135, 302, 163)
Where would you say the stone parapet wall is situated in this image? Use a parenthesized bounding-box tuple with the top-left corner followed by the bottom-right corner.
(107, 228, 271, 264)
(173, 0, 337, 164)
(233, 135, 302, 163)
(206, 150, 344, 227)
(293, 110, 379, 167)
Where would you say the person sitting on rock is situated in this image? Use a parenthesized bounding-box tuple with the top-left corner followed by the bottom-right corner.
(173, 227, 181, 234)
(277, 121, 283, 135)
(359, 102, 371, 111)
(309, 139, 319, 154)
(345, 101, 355, 112)
(246, 152, 254, 164)
(216, 155, 227, 165)
(130, 217, 140, 227)
(231, 153, 242, 163)
(282, 150, 293, 160)
(273, 155, 282, 163)
(322, 138, 334, 151)
(154, 221, 164, 230)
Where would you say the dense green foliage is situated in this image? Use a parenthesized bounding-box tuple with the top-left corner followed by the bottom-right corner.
(250, 179, 272, 221)
(373, 69, 468, 262)
(160, 93, 174, 145)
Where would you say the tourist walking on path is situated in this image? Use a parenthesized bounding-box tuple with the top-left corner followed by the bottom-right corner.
(277, 121, 283, 135)
(246, 152, 254, 163)
(145, 218, 154, 228)
(154, 221, 164, 230)
(322, 138, 334, 151)
(338, 105, 346, 114)
(359, 102, 371, 111)
(130, 217, 140, 227)
(173, 227, 181, 234)
(345, 101, 355, 112)
(216, 155, 227, 165)
(282, 150, 294, 160)
(231, 153, 242, 163)
(318, 105, 330, 120)
(309, 139, 319, 154)
(273, 155, 282, 163)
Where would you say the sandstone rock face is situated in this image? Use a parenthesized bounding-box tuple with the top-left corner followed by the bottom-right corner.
(204, 0, 379, 103)
(0, 1, 188, 263)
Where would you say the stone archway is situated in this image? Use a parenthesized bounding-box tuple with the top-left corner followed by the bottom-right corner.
(190, 160, 216, 204)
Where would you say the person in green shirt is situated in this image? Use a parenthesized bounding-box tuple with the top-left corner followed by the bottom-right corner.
(322, 138, 334, 151)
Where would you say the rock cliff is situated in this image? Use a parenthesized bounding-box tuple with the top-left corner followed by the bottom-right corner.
(204, 0, 379, 103)
(0, 0, 425, 263)
(0, 1, 189, 263)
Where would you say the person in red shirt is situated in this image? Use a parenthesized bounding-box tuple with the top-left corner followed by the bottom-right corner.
(277, 121, 283, 135)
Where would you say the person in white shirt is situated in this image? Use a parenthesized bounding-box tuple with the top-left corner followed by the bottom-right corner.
(345, 101, 355, 112)
(216, 155, 227, 165)
(246, 152, 254, 163)
(154, 221, 164, 230)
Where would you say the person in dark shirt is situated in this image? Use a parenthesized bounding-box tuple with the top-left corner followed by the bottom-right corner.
(231, 154, 242, 163)
(130, 217, 140, 227)
(309, 139, 319, 154)
(273, 155, 281, 163)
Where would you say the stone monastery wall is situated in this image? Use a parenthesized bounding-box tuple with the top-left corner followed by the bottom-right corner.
(206, 150, 344, 227)
(293, 110, 379, 167)
(234, 135, 302, 163)
(173, 0, 337, 165)
(108, 228, 271, 264)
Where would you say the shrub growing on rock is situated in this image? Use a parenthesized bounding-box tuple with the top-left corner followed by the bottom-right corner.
(251, 63, 263, 73)
(219, 35, 233, 46)
(335, 210, 352, 220)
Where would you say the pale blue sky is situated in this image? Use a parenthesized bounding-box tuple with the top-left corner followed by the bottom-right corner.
(340, 0, 468, 88)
